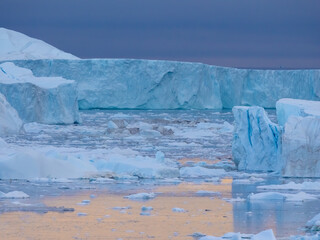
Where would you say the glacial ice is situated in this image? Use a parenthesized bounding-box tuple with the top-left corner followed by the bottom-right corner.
(232, 106, 282, 172)
(276, 98, 320, 126)
(282, 116, 320, 178)
(232, 99, 320, 177)
(306, 213, 320, 232)
(4, 59, 319, 110)
(0, 28, 78, 60)
(0, 93, 23, 136)
(199, 229, 276, 240)
(0, 62, 81, 124)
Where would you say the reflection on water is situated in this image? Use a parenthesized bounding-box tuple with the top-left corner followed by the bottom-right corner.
(0, 182, 233, 240)
(1, 180, 320, 239)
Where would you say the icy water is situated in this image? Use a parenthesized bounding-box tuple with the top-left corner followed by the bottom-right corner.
(1, 109, 320, 239)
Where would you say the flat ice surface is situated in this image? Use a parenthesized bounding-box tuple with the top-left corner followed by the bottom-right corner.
(276, 98, 320, 126)
(0, 28, 78, 60)
(5, 59, 320, 109)
(0, 62, 80, 124)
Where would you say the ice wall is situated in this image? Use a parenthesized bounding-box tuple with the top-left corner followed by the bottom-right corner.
(232, 106, 282, 172)
(276, 98, 320, 126)
(0, 62, 80, 124)
(0, 93, 23, 136)
(7, 59, 222, 110)
(3, 59, 319, 110)
(282, 116, 320, 178)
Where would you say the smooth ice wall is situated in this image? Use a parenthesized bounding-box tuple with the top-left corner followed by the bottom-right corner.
(4, 59, 320, 110)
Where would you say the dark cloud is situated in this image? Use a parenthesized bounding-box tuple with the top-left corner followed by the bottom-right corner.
(1, 0, 320, 68)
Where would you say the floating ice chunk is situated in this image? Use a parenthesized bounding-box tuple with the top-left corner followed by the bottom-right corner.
(248, 192, 286, 201)
(112, 206, 132, 211)
(284, 192, 318, 202)
(199, 229, 276, 240)
(282, 116, 320, 178)
(276, 98, 320, 126)
(77, 212, 87, 217)
(196, 191, 221, 197)
(141, 206, 153, 211)
(258, 181, 320, 191)
(252, 229, 276, 240)
(232, 106, 282, 172)
(180, 166, 226, 178)
(78, 200, 91, 205)
(0, 62, 80, 124)
(0, 93, 23, 136)
(172, 208, 187, 213)
(0, 191, 29, 199)
(107, 120, 118, 129)
(124, 193, 155, 201)
(306, 213, 320, 232)
(0, 28, 78, 60)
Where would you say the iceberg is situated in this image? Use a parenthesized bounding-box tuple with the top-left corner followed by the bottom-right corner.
(0, 62, 80, 124)
(0, 28, 78, 60)
(282, 116, 320, 178)
(232, 106, 282, 172)
(276, 98, 320, 126)
(0, 93, 23, 136)
(3, 59, 318, 110)
(232, 99, 320, 177)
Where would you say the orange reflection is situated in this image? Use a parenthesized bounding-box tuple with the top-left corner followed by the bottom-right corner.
(0, 182, 233, 240)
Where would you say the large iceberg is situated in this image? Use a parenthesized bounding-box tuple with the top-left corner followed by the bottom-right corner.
(0, 62, 80, 124)
(282, 116, 320, 178)
(6, 59, 319, 110)
(276, 98, 320, 126)
(0, 93, 23, 136)
(0, 28, 78, 60)
(232, 99, 320, 177)
(0, 28, 319, 110)
(232, 106, 282, 172)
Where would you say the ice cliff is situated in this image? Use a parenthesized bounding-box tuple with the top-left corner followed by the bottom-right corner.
(0, 93, 23, 136)
(1, 28, 320, 110)
(232, 106, 282, 172)
(232, 99, 320, 177)
(0, 28, 78, 60)
(0, 62, 80, 124)
(5, 59, 319, 110)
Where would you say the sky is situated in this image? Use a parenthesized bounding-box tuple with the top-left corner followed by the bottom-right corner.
(1, 0, 320, 69)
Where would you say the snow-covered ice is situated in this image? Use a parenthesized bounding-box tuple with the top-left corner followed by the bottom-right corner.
(0, 62, 80, 124)
(0, 93, 23, 136)
(276, 98, 320, 126)
(232, 106, 282, 172)
(0, 28, 78, 60)
(0, 191, 29, 199)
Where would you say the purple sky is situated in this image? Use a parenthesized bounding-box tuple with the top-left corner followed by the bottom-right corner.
(1, 0, 320, 68)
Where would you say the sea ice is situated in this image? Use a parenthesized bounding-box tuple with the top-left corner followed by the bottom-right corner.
(0, 93, 23, 136)
(0, 28, 78, 60)
(232, 106, 282, 172)
(306, 213, 320, 232)
(258, 181, 320, 191)
(0, 191, 29, 199)
(198, 229, 276, 240)
(124, 193, 156, 201)
(179, 166, 226, 178)
(0, 62, 80, 124)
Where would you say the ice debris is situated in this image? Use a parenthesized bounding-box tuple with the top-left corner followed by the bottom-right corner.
(124, 193, 156, 201)
(172, 207, 187, 213)
(199, 229, 276, 240)
(306, 213, 320, 232)
(0, 191, 29, 199)
(248, 191, 318, 202)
